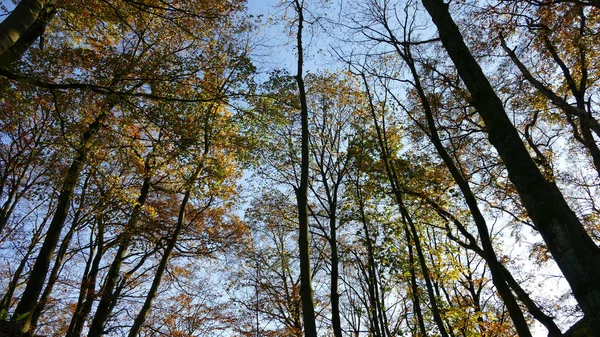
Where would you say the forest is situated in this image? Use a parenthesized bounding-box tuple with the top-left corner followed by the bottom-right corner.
(0, 0, 599, 336)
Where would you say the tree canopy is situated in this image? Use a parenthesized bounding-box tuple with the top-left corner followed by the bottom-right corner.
(1, 0, 599, 336)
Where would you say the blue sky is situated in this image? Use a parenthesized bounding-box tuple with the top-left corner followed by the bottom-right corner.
(245, 0, 346, 76)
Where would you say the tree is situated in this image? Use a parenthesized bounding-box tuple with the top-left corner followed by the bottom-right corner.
(232, 191, 304, 337)
(127, 96, 247, 336)
(3, 0, 600, 335)
(12, 97, 115, 332)
(420, 0, 600, 333)
(350, 2, 539, 334)
(306, 72, 361, 337)
(0, 0, 54, 65)
(1, 0, 249, 333)
(291, 1, 318, 336)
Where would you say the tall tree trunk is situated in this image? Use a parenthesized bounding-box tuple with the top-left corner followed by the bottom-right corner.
(374, 265, 390, 337)
(0, 0, 54, 65)
(357, 195, 383, 337)
(400, 202, 449, 337)
(87, 176, 151, 337)
(28, 216, 77, 329)
(12, 107, 109, 333)
(355, 149, 392, 337)
(126, 191, 184, 337)
(420, 1, 600, 333)
(329, 209, 343, 337)
(292, 1, 317, 337)
(406, 226, 428, 337)
(65, 215, 105, 337)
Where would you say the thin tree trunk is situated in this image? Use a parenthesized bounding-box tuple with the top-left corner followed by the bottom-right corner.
(28, 216, 77, 328)
(374, 266, 390, 337)
(425, 195, 561, 336)
(292, 1, 317, 336)
(420, 1, 600, 333)
(87, 176, 151, 337)
(361, 71, 449, 337)
(400, 203, 449, 337)
(126, 190, 185, 337)
(329, 210, 343, 337)
(406, 226, 428, 337)
(0, 221, 46, 315)
(0, 254, 29, 315)
(462, 262, 486, 334)
(65, 215, 105, 337)
(499, 264, 561, 336)
(357, 189, 383, 337)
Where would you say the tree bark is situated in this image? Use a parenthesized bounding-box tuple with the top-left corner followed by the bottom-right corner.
(420, 1, 600, 334)
(292, 2, 318, 337)
(0, 0, 54, 65)
(362, 71, 449, 337)
(126, 191, 184, 337)
(28, 216, 77, 329)
(400, 202, 449, 337)
(329, 211, 343, 337)
(406, 226, 428, 337)
(356, 188, 383, 337)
